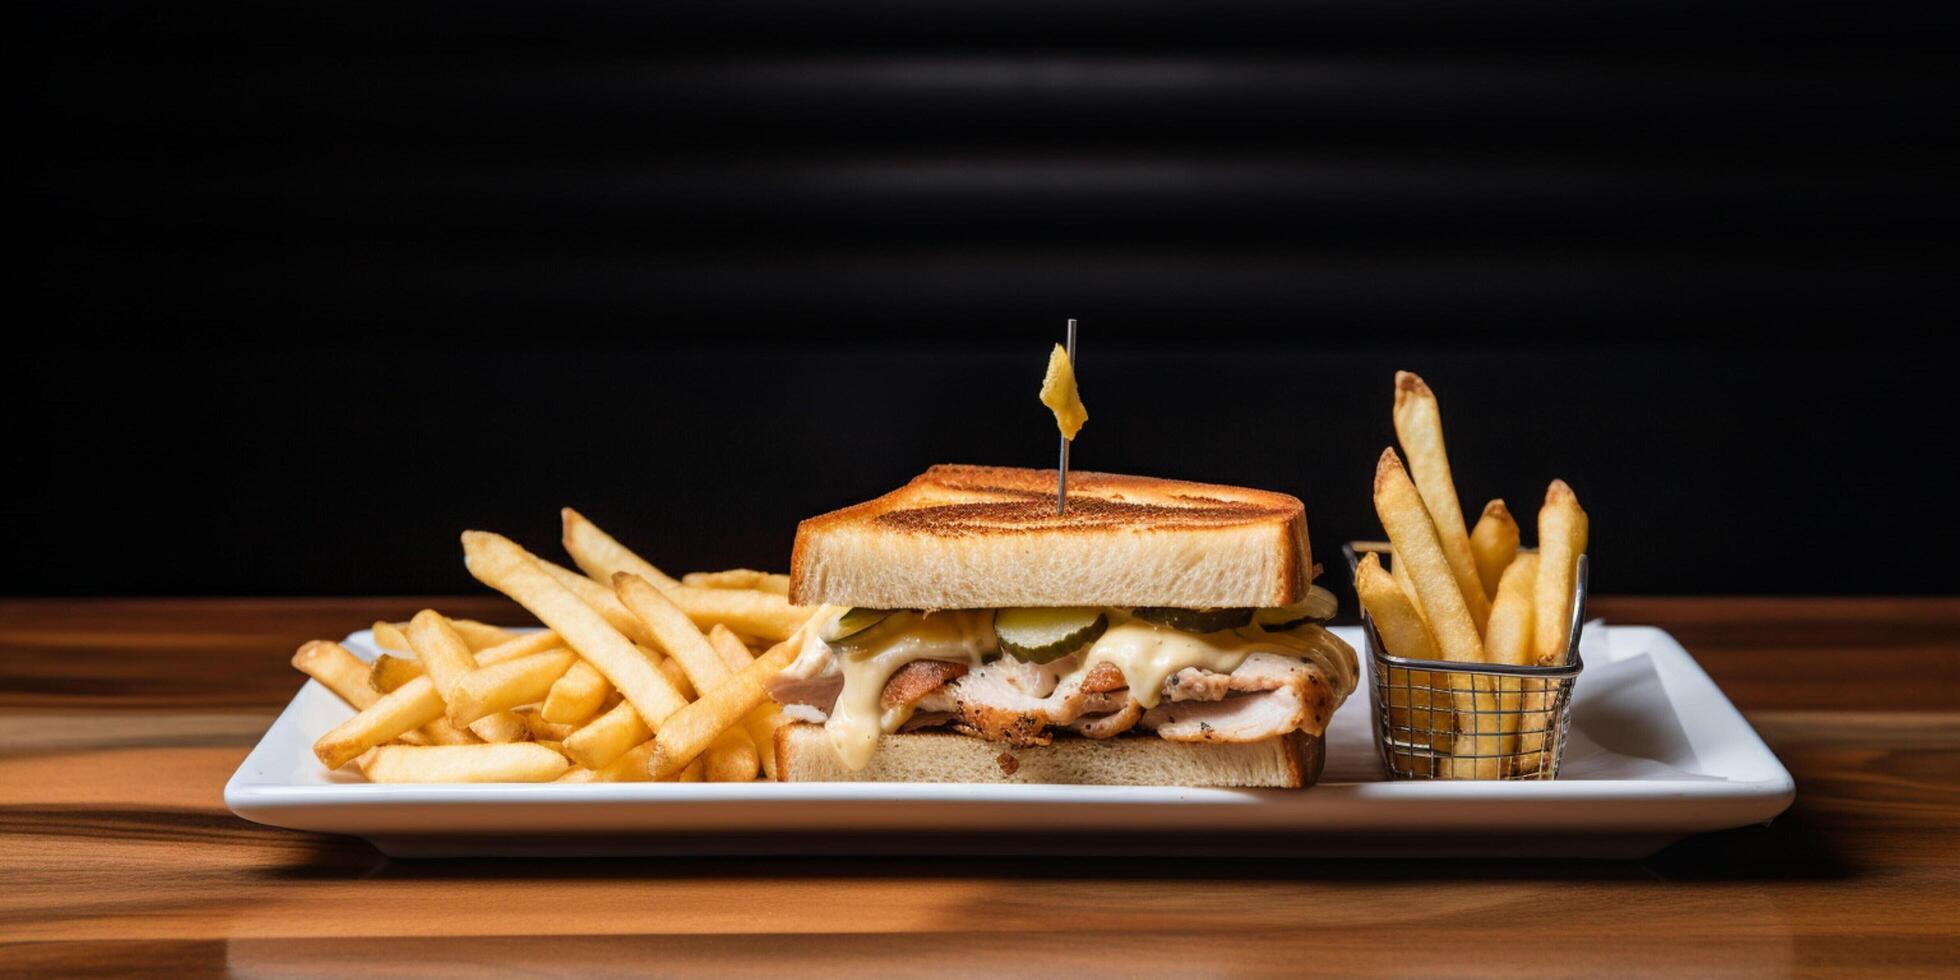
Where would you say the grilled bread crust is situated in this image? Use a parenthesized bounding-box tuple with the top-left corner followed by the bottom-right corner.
(774, 723, 1324, 788)
(789, 464, 1311, 609)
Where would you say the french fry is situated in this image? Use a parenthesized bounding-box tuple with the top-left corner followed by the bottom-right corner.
(313, 676, 452, 769)
(647, 646, 697, 700)
(368, 653, 424, 694)
(588, 740, 656, 782)
(1375, 449, 1494, 779)
(674, 758, 705, 783)
(707, 624, 756, 672)
(405, 610, 527, 743)
(446, 619, 519, 651)
(1389, 551, 1428, 629)
(663, 585, 815, 642)
(293, 641, 384, 711)
(1446, 554, 1538, 780)
(463, 531, 688, 733)
(535, 556, 663, 648)
(518, 708, 578, 743)
(561, 506, 680, 588)
(540, 660, 612, 725)
(1532, 480, 1590, 665)
(682, 569, 792, 595)
(615, 573, 731, 693)
(1486, 554, 1540, 768)
(557, 766, 597, 783)
(1469, 499, 1520, 601)
(561, 699, 654, 771)
(1374, 450, 1486, 665)
(446, 649, 578, 729)
(648, 627, 810, 779)
(743, 702, 784, 780)
(291, 641, 436, 746)
(704, 725, 760, 782)
(1486, 554, 1539, 668)
(371, 620, 413, 653)
(470, 629, 567, 665)
(360, 743, 569, 783)
(1353, 554, 1449, 754)
(1392, 372, 1490, 633)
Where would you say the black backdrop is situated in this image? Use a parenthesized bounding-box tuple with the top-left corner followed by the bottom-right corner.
(16, 1, 1958, 597)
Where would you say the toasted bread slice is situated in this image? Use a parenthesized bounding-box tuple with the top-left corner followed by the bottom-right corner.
(774, 723, 1324, 788)
(789, 464, 1310, 609)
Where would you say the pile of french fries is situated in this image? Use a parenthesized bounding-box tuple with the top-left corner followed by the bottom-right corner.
(1363, 371, 1590, 780)
(292, 508, 826, 783)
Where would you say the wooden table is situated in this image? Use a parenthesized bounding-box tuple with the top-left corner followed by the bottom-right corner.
(4, 597, 1956, 975)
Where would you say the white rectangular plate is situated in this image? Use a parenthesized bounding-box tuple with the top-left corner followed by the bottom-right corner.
(227, 626, 1793, 858)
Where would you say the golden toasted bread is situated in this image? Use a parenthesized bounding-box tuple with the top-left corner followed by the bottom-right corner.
(789, 464, 1311, 609)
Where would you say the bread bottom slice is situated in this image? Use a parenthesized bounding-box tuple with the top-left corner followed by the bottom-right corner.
(775, 723, 1325, 788)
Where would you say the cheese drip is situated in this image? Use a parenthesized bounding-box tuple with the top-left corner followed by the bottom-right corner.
(1075, 614, 1356, 711)
(827, 610, 996, 770)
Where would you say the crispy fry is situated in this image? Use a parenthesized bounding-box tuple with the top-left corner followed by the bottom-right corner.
(368, 653, 424, 694)
(360, 743, 569, 783)
(291, 641, 435, 747)
(1486, 554, 1541, 770)
(556, 766, 597, 783)
(370, 620, 413, 653)
(1532, 480, 1590, 665)
(1353, 554, 1449, 755)
(561, 700, 654, 771)
(470, 629, 568, 665)
(663, 585, 815, 642)
(405, 610, 527, 743)
(518, 708, 578, 743)
(446, 649, 578, 729)
(535, 556, 663, 648)
(615, 573, 730, 693)
(463, 531, 688, 733)
(1376, 449, 1494, 779)
(682, 569, 792, 595)
(704, 725, 761, 782)
(561, 506, 680, 588)
(1446, 554, 1539, 779)
(540, 660, 612, 725)
(1374, 450, 1486, 665)
(313, 676, 451, 769)
(1470, 499, 1521, 601)
(1392, 372, 1490, 633)
(743, 703, 784, 780)
(647, 646, 697, 700)
(1389, 551, 1429, 629)
(707, 624, 756, 672)
(1486, 553, 1540, 668)
(293, 640, 383, 710)
(588, 740, 656, 782)
(446, 619, 519, 651)
(648, 627, 810, 778)
(674, 758, 705, 783)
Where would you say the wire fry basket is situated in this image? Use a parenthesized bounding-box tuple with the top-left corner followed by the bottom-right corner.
(1343, 543, 1588, 780)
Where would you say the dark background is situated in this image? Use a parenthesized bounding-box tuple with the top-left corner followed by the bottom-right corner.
(15, 1, 1958, 598)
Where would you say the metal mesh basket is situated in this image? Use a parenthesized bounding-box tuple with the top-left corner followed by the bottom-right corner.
(1343, 543, 1588, 780)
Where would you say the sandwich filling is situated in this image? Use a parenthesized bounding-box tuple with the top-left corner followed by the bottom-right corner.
(771, 603, 1357, 770)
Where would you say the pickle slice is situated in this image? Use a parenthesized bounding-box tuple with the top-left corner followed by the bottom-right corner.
(824, 608, 893, 644)
(1253, 585, 1339, 631)
(1131, 606, 1254, 633)
(994, 607, 1108, 664)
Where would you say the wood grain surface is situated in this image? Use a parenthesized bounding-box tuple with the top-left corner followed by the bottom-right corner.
(3, 597, 1956, 976)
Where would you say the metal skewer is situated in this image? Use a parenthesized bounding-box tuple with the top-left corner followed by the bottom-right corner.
(1057, 318, 1076, 516)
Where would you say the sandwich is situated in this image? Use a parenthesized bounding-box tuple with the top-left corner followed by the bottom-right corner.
(767, 464, 1358, 787)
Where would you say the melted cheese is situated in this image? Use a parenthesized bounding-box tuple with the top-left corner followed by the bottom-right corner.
(815, 607, 1356, 770)
(1075, 614, 1356, 709)
(827, 610, 996, 770)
